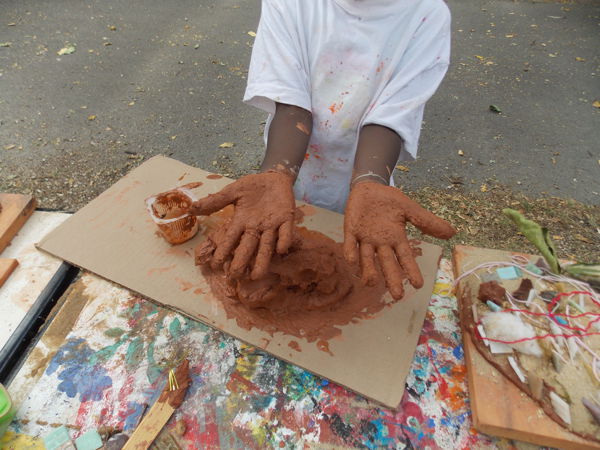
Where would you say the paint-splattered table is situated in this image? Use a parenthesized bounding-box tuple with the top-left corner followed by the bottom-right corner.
(1, 260, 516, 449)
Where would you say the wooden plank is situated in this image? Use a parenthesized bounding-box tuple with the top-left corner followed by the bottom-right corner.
(0, 211, 70, 351)
(0, 193, 36, 253)
(0, 259, 18, 288)
(453, 244, 600, 449)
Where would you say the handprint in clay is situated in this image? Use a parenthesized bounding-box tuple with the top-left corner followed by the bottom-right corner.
(190, 170, 296, 280)
(344, 181, 456, 300)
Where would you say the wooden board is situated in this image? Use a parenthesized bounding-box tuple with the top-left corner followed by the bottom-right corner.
(37, 155, 443, 409)
(453, 244, 600, 449)
(0, 259, 18, 288)
(0, 211, 70, 351)
(0, 193, 36, 253)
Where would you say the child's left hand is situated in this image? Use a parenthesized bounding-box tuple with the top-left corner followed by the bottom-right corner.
(343, 181, 456, 299)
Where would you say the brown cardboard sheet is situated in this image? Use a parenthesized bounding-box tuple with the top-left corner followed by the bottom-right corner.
(38, 155, 442, 408)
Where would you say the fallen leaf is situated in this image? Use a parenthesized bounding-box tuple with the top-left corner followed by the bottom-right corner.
(489, 104, 502, 113)
(128, 101, 135, 106)
(505, 34, 515, 38)
(574, 234, 592, 244)
(87, 114, 96, 121)
(458, 150, 465, 156)
(108, 25, 117, 31)
(219, 142, 235, 148)
(0, 42, 11, 47)
(247, 31, 256, 37)
(171, 135, 177, 140)
(552, 235, 563, 240)
(575, 57, 586, 62)
(474, 55, 485, 61)
(480, 184, 488, 193)
(593, 100, 600, 109)
(548, 53, 558, 58)
(3, 144, 15, 150)
(395, 165, 410, 172)
(57, 44, 76, 55)
(7, 23, 16, 26)
(103, 42, 112, 46)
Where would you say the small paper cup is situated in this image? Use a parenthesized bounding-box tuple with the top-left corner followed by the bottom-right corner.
(146, 188, 199, 244)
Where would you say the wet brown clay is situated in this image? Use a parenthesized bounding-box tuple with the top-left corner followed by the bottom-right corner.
(191, 171, 296, 280)
(512, 278, 533, 300)
(158, 359, 191, 408)
(195, 225, 412, 342)
(477, 280, 506, 306)
(344, 181, 456, 299)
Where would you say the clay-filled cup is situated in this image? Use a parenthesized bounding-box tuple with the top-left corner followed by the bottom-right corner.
(146, 188, 199, 245)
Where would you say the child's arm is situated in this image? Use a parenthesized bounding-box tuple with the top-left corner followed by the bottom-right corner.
(260, 103, 312, 178)
(344, 124, 456, 299)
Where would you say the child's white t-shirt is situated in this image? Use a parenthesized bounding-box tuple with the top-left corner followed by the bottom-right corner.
(244, 0, 451, 212)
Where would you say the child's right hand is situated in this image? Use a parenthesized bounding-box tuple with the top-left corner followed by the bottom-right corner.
(190, 170, 296, 280)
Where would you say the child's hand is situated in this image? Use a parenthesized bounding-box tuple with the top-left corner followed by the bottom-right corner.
(343, 181, 456, 299)
(190, 171, 295, 279)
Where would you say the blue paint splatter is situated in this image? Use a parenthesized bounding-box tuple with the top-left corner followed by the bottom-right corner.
(123, 401, 146, 431)
(46, 338, 112, 402)
(453, 344, 464, 359)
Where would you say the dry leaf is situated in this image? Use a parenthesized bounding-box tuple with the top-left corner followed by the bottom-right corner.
(108, 25, 117, 31)
(458, 150, 465, 156)
(574, 234, 592, 244)
(87, 115, 96, 121)
(57, 44, 76, 55)
(480, 184, 488, 193)
(505, 34, 515, 38)
(219, 142, 235, 148)
(474, 55, 485, 61)
(3, 144, 16, 150)
(0, 42, 10, 47)
(593, 100, 600, 109)
(247, 31, 256, 37)
(575, 57, 586, 62)
(395, 164, 410, 172)
(128, 101, 135, 106)
(548, 53, 558, 58)
(552, 235, 563, 240)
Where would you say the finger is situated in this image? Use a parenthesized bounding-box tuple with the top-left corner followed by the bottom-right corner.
(360, 243, 378, 286)
(377, 245, 405, 300)
(194, 239, 216, 266)
(276, 220, 294, 254)
(211, 223, 244, 269)
(403, 200, 456, 239)
(190, 183, 238, 216)
(229, 230, 260, 278)
(251, 229, 276, 280)
(343, 230, 359, 265)
(394, 230, 424, 289)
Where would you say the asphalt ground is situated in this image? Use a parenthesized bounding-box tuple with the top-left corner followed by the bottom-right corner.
(0, 0, 599, 210)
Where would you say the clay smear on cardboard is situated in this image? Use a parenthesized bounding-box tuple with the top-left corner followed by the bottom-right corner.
(148, 182, 424, 345)
(196, 223, 419, 342)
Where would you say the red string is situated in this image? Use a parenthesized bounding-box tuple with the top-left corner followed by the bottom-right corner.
(475, 290, 599, 345)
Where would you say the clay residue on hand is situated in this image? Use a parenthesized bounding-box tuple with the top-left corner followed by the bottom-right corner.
(158, 359, 191, 408)
(196, 226, 413, 343)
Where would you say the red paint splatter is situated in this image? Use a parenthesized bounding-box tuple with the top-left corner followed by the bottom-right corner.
(304, 153, 310, 160)
(207, 174, 222, 179)
(227, 372, 266, 395)
(194, 288, 204, 295)
(328, 102, 343, 114)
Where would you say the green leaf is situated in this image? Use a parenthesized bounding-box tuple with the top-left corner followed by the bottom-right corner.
(502, 208, 561, 274)
(489, 104, 502, 113)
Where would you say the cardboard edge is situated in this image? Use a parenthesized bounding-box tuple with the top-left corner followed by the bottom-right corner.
(451, 245, 600, 449)
(43, 244, 443, 411)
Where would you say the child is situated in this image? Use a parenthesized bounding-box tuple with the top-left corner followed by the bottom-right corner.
(192, 0, 456, 299)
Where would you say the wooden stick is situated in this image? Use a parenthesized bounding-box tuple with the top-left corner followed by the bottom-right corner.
(123, 360, 190, 450)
